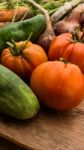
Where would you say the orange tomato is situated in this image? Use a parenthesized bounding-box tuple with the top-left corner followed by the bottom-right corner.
(1, 41, 48, 81)
(48, 33, 84, 74)
(30, 61, 84, 110)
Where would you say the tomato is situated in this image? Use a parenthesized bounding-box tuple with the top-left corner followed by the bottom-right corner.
(48, 33, 84, 74)
(30, 61, 84, 110)
(1, 41, 48, 81)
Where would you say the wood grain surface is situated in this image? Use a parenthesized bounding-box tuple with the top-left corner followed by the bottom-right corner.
(0, 101, 84, 150)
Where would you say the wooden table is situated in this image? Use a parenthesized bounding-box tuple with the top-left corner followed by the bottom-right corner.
(0, 137, 26, 150)
(0, 101, 84, 150)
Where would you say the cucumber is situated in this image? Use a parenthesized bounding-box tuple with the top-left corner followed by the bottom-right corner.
(0, 65, 40, 119)
(0, 14, 46, 52)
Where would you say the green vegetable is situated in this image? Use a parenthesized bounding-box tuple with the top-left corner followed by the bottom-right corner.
(0, 14, 46, 52)
(33, 0, 71, 12)
(0, 65, 40, 119)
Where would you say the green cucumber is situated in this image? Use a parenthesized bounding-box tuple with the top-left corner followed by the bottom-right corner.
(0, 65, 40, 119)
(0, 14, 46, 52)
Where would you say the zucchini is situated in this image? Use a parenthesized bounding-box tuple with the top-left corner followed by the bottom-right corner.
(0, 65, 40, 119)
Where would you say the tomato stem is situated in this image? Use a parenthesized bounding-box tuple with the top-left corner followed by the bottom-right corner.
(59, 57, 67, 64)
(7, 40, 21, 56)
(20, 32, 33, 50)
(6, 32, 33, 56)
(71, 29, 84, 43)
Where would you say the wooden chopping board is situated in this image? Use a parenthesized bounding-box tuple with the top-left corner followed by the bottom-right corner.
(0, 101, 84, 150)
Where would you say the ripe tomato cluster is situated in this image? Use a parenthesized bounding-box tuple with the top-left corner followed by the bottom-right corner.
(30, 33, 84, 110)
(1, 32, 84, 111)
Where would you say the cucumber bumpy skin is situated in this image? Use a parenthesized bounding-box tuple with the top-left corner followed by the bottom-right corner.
(0, 65, 40, 119)
(0, 14, 46, 52)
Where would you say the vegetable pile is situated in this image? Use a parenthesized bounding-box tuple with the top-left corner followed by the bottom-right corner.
(0, 0, 84, 120)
